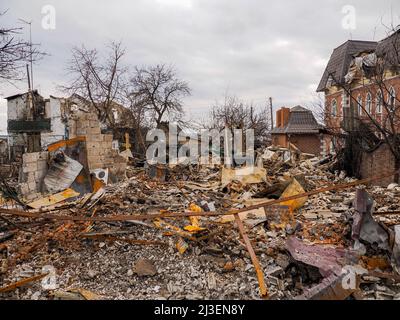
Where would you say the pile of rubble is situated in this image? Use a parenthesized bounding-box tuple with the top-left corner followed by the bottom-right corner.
(1, 146, 400, 300)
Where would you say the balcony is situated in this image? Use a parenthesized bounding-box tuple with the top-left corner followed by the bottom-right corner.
(7, 119, 51, 133)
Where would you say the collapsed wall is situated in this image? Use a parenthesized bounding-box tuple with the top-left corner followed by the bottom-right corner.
(66, 109, 127, 180)
(19, 151, 48, 201)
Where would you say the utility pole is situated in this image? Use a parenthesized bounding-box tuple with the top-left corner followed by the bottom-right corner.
(269, 97, 274, 130)
(19, 19, 33, 90)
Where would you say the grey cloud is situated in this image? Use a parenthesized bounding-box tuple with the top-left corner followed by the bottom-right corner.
(1, 0, 399, 133)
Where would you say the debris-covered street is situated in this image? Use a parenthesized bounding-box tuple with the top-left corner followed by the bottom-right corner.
(1, 146, 400, 300)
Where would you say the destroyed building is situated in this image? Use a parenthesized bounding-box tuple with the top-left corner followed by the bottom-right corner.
(0, 136, 8, 164)
(271, 106, 325, 156)
(3, 91, 128, 201)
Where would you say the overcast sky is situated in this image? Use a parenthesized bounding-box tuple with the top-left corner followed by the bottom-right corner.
(1, 0, 399, 133)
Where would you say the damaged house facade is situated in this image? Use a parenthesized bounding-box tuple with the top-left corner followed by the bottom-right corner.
(318, 29, 400, 185)
(271, 106, 325, 156)
(4, 91, 128, 201)
(0, 136, 8, 164)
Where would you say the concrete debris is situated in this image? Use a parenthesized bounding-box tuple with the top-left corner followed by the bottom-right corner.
(1, 144, 400, 300)
(221, 166, 268, 187)
(133, 259, 157, 277)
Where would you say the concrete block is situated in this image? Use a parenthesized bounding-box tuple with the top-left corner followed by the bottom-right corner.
(87, 149, 98, 156)
(88, 126, 101, 135)
(87, 113, 98, 121)
(37, 152, 48, 161)
(87, 142, 101, 149)
(28, 181, 37, 191)
(20, 183, 29, 196)
(104, 135, 113, 143)
(23, 152, 39, 163)
(35, 171, 45, 181)
(88, 155, 102, 164)
(76, 128, 87, 136)
(23, 162, 38, 173)
(89, 163, 103, 170)
(37, 161, 48, 172)
(89, 120, 99, 128)
(26, 172, 36, 182)
(89, 134, 103, 142)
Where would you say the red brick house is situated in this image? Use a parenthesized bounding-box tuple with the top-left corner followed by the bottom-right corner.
(271, 106, 325, 155)
(317, 29, 400, 184)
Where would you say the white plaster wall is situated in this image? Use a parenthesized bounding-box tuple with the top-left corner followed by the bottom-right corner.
(41, 97, 66, 147)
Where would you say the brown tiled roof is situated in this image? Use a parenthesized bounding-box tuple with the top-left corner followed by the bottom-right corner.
(271, 106, 324, 135)
(317, 40, 378, 92)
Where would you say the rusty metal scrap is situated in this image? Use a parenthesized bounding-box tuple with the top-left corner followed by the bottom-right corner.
(286, 237, 356, 277)
(234, 213, 268, 298)
(295, 273, 360, 300)
(0, 273, 48, 293)
(352, 189, 391, 251)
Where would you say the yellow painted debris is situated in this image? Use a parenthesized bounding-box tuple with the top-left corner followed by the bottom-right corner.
(27, 188, 80, 209)
(176, 237, 189, 254)
(221, 167, 267, 187)
(218, 207, 266, 224)
(184, 204, 206, 233)
(69, 288, 102, 300)
(279, 178, 308, 212)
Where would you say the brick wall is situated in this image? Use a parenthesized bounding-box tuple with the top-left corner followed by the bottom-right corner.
(360, 143, 397, 186)
(68, 111, 127, 179)
(325, 91, 343, 132)
(271, 134, 288, 148)
(325, 76, 400, 134)
(272, 133, 322, 155)
(289, 135, 322, 155)
(19, 151, 48, 201)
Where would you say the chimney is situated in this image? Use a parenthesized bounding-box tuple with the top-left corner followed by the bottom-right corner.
(276, 109, 282, 128)
(281, 107, 290, 127)
(276, 107, 291, 128)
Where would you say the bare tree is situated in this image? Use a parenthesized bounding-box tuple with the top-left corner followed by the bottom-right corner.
(62, 41, 127, 128)
(209, 95, 271, 146)
(308, 92, 345, 154)
(122, 90, 151, 154)
(129, 64, 190, 127)
(0, 11, 44, 82)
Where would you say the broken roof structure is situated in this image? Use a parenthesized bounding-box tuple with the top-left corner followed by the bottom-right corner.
(317, 40, 378, 92)
(375, 29, 400, 66)
(318, 29, 400, 92)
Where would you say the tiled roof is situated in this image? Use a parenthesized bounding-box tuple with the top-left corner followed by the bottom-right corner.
(271, 106, 323, 135)
(375, 29, 400, 66)
(317, 40, 378, 92)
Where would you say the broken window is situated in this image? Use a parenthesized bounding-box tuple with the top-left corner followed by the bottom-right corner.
(366, 93, 372, 114)
(376, 91, 383, 114)
(331, 99, 338, 117)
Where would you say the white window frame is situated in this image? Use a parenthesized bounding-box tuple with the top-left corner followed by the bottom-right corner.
(331, 99, 338, 117)
(389, 87, 396, 110)
(357, 95, 363, 115)
(366, 93, 372, 114)
(376, 91, 383, 114)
